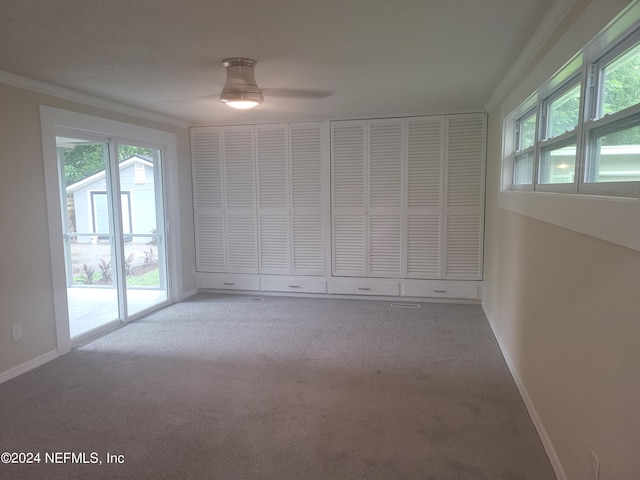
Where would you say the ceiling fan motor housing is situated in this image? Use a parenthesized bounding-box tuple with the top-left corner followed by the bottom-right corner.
(220, 57, 264, 105)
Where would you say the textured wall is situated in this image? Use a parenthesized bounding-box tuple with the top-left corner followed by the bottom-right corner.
(0, 83, 195, 376)
(483, 1, 640, 478)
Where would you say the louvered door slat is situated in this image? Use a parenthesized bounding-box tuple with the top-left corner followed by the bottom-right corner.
(257, 125, 288, 208)
(256, 124, 291, 273)
(446, 116, 484, 207)
(332, 216, 365, 276)
(407, 118, 442, 208)
(332, 122, 365, 208)
(406, 215, 440, 278)
(369, 120, 403, 208)
(191, 128, 226, 273)
(293, 216, 324, 274)
(191, 129, 223, 209)
(259, 215, 290, 273)
(445, 214, 482, 278)
(444, 114, 485, 280)
(291, 123, 326, 275)
(369, 215, 402, 277)
(291, 124, 323, 208)
(226, 215, 258, 273)
(224, 127, 256, 209)
(195, 214, 226, 272)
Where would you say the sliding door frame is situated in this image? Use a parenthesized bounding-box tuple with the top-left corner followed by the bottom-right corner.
(41, 106, 182, 354)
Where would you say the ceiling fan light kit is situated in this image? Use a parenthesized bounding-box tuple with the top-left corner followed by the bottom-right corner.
(220, 57, 264, 109)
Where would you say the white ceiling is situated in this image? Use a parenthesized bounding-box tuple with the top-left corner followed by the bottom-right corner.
(0, 0, 555, 126)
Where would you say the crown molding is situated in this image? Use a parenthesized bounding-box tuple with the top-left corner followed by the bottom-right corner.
(0, 70, 191, 129)
(485, 0, 578, 113)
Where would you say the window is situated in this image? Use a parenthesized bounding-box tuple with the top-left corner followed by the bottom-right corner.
(504, 25, 640, 198)
(513, 110, 536, 186)
(499, 3, 640, 255)
(546, 82, 581, 139)
(538, 79, 581, 188)
(599, 42, 640, 117)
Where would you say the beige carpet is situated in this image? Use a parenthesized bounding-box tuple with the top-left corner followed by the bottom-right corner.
(0, 293, 556, 479)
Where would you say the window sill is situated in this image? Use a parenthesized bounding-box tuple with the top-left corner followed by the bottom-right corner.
(498, 190, 640, 252)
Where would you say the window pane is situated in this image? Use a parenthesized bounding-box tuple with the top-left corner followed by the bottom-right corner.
(513, 152, 533, 185)
(517, 113, 536, 150)
(118, 144, 167, 316)
(587, 124, 640, 182)
(539, 143, 576, 184)
(548, 84, 581, 138)
(602, 43, 640, 116)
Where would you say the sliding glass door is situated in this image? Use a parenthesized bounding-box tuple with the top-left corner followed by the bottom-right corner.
(117, 143, 168, 316)
(56, 134, 168, 341)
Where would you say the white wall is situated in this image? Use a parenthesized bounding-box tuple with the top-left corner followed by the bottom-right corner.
(0, 82, 196, 378)
(484, 1, 640, 479)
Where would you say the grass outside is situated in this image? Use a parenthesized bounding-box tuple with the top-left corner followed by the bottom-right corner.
(126, 267, 160, 287)
(73, 266, 160, 287)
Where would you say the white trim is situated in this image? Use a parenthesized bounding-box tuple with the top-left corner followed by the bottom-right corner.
(40, 106, 184, 354)
(0, 350, 59, 385)
(179, 288, 199, 301)
(498, 190, 640, 251)
(485, 0, 578, 112)
(66, 156, 153, 193)
(482, 303, 568, 480)
(0, 69, 190, 128)
(198, 289, 481, 305)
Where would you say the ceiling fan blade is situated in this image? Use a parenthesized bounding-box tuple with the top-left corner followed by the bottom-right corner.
(261, 88, 334, 99)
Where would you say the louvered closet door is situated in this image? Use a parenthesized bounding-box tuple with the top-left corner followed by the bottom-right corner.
(223, 126, 258, 274)
(405, 117, 444, 279)
(368, 119, 403, 278)
(332, 121, 366, 276)
(444, 114, 485, 280)
(191, 127, 226, 272)
(290, 123, 326, 275)
(256, 124, 290, 274)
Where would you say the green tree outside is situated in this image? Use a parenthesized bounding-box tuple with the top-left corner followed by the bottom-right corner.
(63, 144, 153, 185)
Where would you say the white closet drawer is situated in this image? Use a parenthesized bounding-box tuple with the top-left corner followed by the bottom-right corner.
(401, 280, 481, 300)
(198, 273, 260, 291)
(261, 276, 327, 294)
(330, 277, 400, 296)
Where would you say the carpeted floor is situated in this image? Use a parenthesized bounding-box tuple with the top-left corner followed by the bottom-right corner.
(0, 293, 556, 479)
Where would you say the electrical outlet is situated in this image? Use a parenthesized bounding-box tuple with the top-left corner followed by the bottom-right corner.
(12, 323, 22, 342)
(589, 450, 600, 480)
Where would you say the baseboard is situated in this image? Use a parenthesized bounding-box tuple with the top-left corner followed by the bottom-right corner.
(0, 349, 59, 385)
(197, 289, 482, 305)
(481, 302, 567, 480)
(178, 288, 199, 301)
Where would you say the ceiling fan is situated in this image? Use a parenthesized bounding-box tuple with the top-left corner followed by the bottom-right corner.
(219, 57, 333, 109)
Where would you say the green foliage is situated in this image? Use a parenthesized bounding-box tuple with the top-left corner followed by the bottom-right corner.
(75, 264, 98, 285)
(63, 144, 106, 185)
(98, 258, 112, 282)
(118, 145, 153, 162)
(63, 144, 154, 186)
(143, 247, 156, 266)
(124, 252, 136, 276)
(603, 52, 640, 116)
(126, 267, 160, 287)
(601, 50, 640, 145)
(548, 84, 580, 138)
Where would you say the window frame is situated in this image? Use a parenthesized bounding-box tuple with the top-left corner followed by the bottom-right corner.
(511, 107, 538, 191)
(499, 2, 640, 254)
(536, 75, 582, 193)
(579, 33, 640, 197)
(503, 25, 640, 199)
